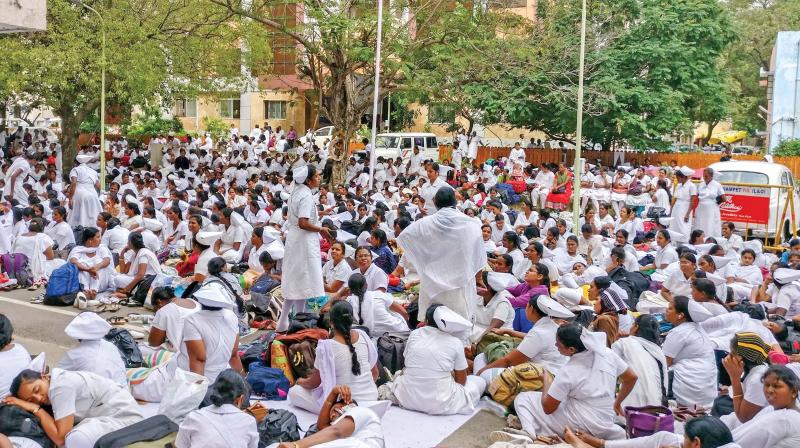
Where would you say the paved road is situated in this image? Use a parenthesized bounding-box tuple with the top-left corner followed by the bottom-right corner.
(1, 288, 153, 364)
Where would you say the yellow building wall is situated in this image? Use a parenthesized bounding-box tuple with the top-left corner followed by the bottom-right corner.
(176, 91, 313, 134)
(405, 103, 548, 145)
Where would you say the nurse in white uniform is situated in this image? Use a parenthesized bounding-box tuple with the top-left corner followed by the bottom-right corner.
(278, 165, 331, 333)
(7, 368, 144, 448)
(279, 385, 385, 448)
(662, 296, 718, 408)
(176, 369, 258, 448)
(68, 154, 102, 228)
(57, 312, 127, 387)
(470, 272, 516, 343)
(179, 281, 243, 382)
(595, 366, 800, 448)
(346, 273, 409, 336)
(475, 294, 573, 381)
(289, 301, 379, 414)
(508, 324, 636, 442)
(581, 415, 737, 448)
(389, 305, 486, 415)
(669, 167, 697, 244)
(696, 168, 725, 239)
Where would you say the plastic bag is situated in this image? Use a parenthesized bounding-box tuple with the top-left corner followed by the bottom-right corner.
(158, 368, 209, 424)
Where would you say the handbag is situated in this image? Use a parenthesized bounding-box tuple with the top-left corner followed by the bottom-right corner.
(624, 405, 674, 438)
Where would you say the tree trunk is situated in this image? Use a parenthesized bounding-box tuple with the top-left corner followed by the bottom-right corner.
(702, 120, 719, 147)
(59, 99, 97, 177)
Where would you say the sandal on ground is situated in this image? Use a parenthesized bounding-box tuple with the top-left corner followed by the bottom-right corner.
(107, 316, 128, 326)
(27, 283, 41, 291)
(29, 295, 45, 304)
(74, 292, 89, 310)
(106, 303, 121, 312)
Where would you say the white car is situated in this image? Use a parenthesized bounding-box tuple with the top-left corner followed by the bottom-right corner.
(299, 126, 335, 149)
(709, 161, 800, 241)
(374, 132, 439, 162)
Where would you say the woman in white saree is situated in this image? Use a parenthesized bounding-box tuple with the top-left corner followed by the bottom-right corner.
(610, 314, 668, 409)
(726, 249, 763, 303)
(68, 227, 115, 299)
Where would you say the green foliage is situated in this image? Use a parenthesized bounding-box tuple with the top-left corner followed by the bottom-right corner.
(202, 117, 229, 141)
(400, 5, 522, 133)
(387, 94, 416, 132)
(126, 106, 184, 137)
(79, 112, 101, 133)
(0, 0, 272, 165)
(774, 139, 800, 157)
(725, 1, 800, 133)
(468, 0, 735, 149)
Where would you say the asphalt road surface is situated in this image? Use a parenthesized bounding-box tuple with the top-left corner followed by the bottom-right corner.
(1, 288, 153, 363)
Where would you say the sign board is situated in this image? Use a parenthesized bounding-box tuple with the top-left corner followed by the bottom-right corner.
(719, 184, 771, 225)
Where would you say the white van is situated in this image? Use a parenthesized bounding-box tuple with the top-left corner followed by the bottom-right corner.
(374, 132, 439, 161)
(709, 161, 800, 241)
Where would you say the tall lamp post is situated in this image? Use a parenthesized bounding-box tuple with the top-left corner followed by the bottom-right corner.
(75, 1, 106, 190)
(367, 0, 384, 191)
(571, 0, 588, 226)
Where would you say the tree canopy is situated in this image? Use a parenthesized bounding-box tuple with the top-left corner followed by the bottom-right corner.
(469, 0, 736, 149)
(724, 0, 800, 134)
(0, 0, 271, 165)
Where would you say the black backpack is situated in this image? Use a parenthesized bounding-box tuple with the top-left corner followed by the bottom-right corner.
(130, 274, 157, 305)
(376, 331, 410, 384)
(257, 409, 300, 445)
(93, 414, 177, 448)
(0, 404, 53, 448)
(105, 328, 144, 368)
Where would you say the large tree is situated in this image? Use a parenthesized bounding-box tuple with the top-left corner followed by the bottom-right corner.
(724, 0, 800, 134)
(399, 5, 526, 135)
(473, 0, 735, 150)
(209, 0, 458, 184)
(0, 0, 271, 168)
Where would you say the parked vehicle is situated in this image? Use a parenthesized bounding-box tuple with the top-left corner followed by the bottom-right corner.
(299, 125, 335, 149)
(709, 161, 800, 241)
(373, 132, 439, 161)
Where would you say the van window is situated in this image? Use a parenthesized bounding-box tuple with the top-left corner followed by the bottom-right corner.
(376, 136, 400, 148)
(426, 137, 438, 148)
(414, 137, 425, 147)
(715, 171, 769, 185)
(781, 171, 792, 187)
(402, 138, 412, 149)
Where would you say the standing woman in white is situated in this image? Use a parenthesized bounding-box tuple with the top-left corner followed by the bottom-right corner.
(467, 131, 482, 166)
(68, 154, 103, 228)
(696, 167, 725, 239)
(670, 166, 698, 244)
(278, 165, 331, 333)
(456, 129, 468, 163)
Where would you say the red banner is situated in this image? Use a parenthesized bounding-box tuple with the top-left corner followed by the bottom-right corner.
(719, 185, 771, 225)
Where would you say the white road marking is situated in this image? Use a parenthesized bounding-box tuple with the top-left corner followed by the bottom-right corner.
(0, 295, 79, 316)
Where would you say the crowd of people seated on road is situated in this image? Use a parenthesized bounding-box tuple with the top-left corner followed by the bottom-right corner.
(1, 129, 800, 448)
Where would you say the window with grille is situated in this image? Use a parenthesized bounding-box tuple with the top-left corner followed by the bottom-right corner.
(219, 99, 241, 119)
(265, 100, 288, 119)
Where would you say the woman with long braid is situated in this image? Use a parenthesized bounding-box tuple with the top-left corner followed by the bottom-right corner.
(288, 301, 379, 413)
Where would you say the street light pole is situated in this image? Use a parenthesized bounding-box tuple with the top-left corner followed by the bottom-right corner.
(76, 1, 106, 190)
(572, 0, 588, 226)
(367, 0, 383, 192)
